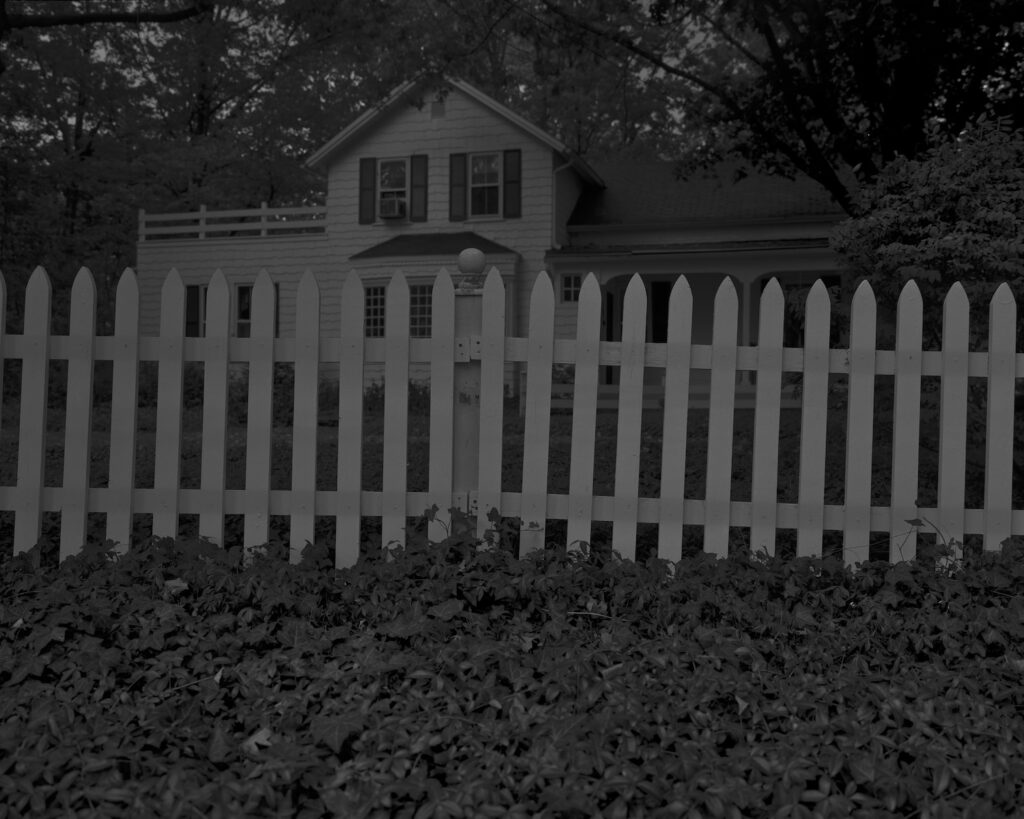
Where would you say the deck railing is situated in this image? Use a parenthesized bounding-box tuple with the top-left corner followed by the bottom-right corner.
(138, 204, 327, 241)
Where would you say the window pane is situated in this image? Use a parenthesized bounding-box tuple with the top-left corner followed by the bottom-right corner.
(409, 284, 432, 337)
(471, 185, 499, 216)
(380, 160, 407, 190)
(238, 286, 252, 320)
(365, 286, 386, 337)
(471, 153, 499, 184)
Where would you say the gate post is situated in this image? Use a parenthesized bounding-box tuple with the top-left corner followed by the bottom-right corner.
(452, 248, 486, 532)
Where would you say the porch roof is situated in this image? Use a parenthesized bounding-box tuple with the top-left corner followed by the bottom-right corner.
(350, 231, 515, 260)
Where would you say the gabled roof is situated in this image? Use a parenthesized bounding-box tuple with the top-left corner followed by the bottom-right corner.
(570, 160, 844, 226)
(306, 76, 604, 188)
(350, 231, 515, 260)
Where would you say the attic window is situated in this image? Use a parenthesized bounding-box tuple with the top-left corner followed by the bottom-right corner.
(379, 159, 408, 218)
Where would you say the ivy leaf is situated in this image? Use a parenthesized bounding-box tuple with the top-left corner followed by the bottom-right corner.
(311, 714, 365, 755)
(208, 722, 233, 763)
(242, 726, 274, 758)
(427, 599, 464, 621)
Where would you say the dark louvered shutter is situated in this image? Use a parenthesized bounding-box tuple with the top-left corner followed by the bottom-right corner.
(503, 149, 522, 218)
(449, 153, 467, 222)
(410, 154, 428, 221)
(358, 157, 376, 224)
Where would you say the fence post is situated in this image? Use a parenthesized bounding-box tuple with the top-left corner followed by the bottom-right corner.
(452, 249, 486, 531)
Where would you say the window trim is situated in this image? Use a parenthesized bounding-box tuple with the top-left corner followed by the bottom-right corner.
(468, 151, 501, 217)
(378, 157, 409, 219)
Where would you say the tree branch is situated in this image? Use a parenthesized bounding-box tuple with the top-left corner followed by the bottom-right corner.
(6, 1, 207, 31)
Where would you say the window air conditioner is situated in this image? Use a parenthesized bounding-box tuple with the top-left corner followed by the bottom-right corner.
(379, 198, 406, 219)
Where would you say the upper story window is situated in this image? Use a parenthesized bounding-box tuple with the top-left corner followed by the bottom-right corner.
(450, 149, 521, 222)
(359, 155, 427, 224)
(470, 153, 500, 216)
(378, 159, 408, 219)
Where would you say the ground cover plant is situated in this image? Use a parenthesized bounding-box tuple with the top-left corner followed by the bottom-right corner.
(2, 521, 1024, 818)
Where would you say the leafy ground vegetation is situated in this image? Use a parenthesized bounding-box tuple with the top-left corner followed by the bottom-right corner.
(2, 522, 1024, 819)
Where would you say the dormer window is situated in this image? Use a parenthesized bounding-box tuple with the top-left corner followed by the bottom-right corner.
(378, 159, 408, 219)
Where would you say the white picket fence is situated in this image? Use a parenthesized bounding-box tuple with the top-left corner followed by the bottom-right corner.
(0, 261, 1021, 567)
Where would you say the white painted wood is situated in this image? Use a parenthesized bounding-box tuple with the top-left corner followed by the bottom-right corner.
(658, 276, 693, 561)
(566, 274, 601, 551)
(60, 268, 97, 560)
(107, 270, 139, 552)
(796, 280, 831, 557)
(243, 270, 276, 550)
(519, 272, 555, 553)
(703, 277, 739, 558)
(889, 281, 923, 561)
(843, 281, 877, 565)
(611, 275, 647, 560)
(937, 283, 969, 548)
(382, 272, 411, 549)
(336, 272, 365, 567)
(984, 283, 1016, 550)
(289, 270, 320, 561)
(750, 278, 784, 556)
(428, 269, 456, 543)
(14, 267, 51, 552)
(476, 268, 506, 542)
(199, 271, 231, 545)
(153, 269, 186, 539)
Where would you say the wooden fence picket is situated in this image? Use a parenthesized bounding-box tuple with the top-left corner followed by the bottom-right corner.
(381, 272, 411, 548)
(198, 271, 231, 545)
(750, 278, 785, 556)
(566, 274, 601, 551)
(289, 270, 320, 561)
(889, 281, 923, 561)
(843, 281, 877, 564)
(936, 283, 969, 548)
(475, 268, 506, 543)
(60, 268, 97, 560)
(106, 270, 140, 551)
(14, 267, 51, 552)
(152, 269, 186, 539)
(243, 270, 276, 549)
(704, 277, 739, 558)
(427, 269, 456, 542)
(796, 280, 831, 557)
(984, 283, 1016, 549)
(612, 274, 647, 559)
(658, 277, 693, 561)
(336, 272, 365, 567)
(519, 272, 555, 553)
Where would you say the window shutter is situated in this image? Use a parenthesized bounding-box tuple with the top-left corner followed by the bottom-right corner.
(410, 154, 428, 221)
(503, 149, 522, 218)
(449, 153, 467, 222)
(359, 157, 376, 224)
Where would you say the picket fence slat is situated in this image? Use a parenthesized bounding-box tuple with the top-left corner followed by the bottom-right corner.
(750, 278, 784, 556)
(658, 277, 693, 561)
(244, 270, 276, 548)
(336, 272, 365, 568)
(985, 283, 1016, 547)
(566, 274, 601, 550)
(199, 271, 231, 544)
(289, 270, 320, 561)
(519, 271, 555, 553)
(703, 277, 739, 558)
(476, 267, 506, 543)
(937, 283, 969, 548)
(427, 269, 456, 542)
(107, 270, 140, 551)
(890, 281, 923, 561)
(612, 275, 647, 559)
(381, 272, 410, 548)
(14, 267, 50, 552)
(3, 261, 1023, 567)
(796, 280, 831, 557)
(843, 281, 877, 564)
(60, 268, 97, 560)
